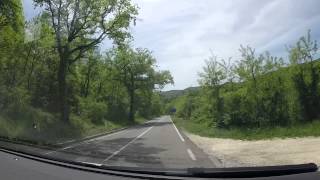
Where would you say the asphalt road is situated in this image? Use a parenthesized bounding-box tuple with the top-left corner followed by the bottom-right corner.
(3, 116, 216, 169)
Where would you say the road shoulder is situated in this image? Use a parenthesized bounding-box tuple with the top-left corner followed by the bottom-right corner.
(184, 132, 320, 167)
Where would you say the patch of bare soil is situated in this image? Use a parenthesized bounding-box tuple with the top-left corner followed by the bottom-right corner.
(186, 133, 320, 168)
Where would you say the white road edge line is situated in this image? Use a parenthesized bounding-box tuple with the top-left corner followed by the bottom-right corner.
(87, 130, 123, 142)
(187, 149, 196, 161)
(169, 116, 185, 142)
(44, 150, 57, 155)
(102, 126, 154, 163)
(44, 119, 158, 156)
(44, 129, 126, 155)
(80, 161, 103, 167)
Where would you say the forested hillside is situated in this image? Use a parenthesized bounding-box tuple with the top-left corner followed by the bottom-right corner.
(0, 0, 173, 143)
(160, 87, 199, 101)
(167, 31, 320, 139)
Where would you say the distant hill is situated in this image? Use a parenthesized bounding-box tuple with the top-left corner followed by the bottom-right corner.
(160, 86, 200, 100)
(160, 59, 320, 101)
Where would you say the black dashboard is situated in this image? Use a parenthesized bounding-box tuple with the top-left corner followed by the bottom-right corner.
(0, 148, 319, 180)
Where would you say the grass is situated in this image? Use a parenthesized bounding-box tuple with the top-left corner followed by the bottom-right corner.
(173, 116, 320, 140)
(70, 115, 147, 140)
(0, 109, 148, 145)
(45, 114, 149, 144)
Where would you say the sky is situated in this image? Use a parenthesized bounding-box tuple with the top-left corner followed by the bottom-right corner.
(22, 0, 320, 90)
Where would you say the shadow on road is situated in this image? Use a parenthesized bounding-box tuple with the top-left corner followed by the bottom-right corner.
(43, 118, 173, 167)
(124, 120, 172, 131)
(54, 136, 166, 167)
(105, 139, 166, 168)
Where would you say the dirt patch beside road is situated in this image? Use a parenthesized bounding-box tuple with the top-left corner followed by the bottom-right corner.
(186, 133, 320, 167)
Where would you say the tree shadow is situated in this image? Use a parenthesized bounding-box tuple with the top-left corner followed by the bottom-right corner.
(105, 140, 166, 168)
(124, 121, 172, 131)
(54, 136, 166, 168)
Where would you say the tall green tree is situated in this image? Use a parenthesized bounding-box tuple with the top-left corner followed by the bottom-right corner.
(289, 30, 319, 121)
(0, 0, 24, 31)
(198, 54, 226, 127)
(0, 0, 25, 109)
(33, 0, 138, 122)
(108, 46, 173, 121)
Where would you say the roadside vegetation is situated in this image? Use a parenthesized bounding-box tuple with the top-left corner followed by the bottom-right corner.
(166, 31, 320, 140)
(173, 117, 320, 140)
(0, 0, 173, 144)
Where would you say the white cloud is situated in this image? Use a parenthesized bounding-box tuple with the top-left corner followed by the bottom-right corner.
(131, 0, 320, 90)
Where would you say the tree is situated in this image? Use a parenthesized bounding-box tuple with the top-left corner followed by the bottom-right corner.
(198, 55, 226, 88)
(0, 0, 24, 51)
(288, 30, 319, 121)
(236, 45, 264, 84)
(33, 0, 138, 122)
(0, 0, 25, 109)
(234, 46, 265, 125)
(0, 0, 22, 29)
(219, 57, 236, 90)
(258, 53, 288, 126)
(198, 54, 226, 127)
(108, 46, 173, 121)
(79, 50, 101, 98)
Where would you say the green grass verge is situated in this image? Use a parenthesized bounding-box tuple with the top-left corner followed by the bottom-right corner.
(48, 115, 149, 144)
(172, 116, 320, 140)
(70, 115, 147, 140)
(0, 111, 148, 145)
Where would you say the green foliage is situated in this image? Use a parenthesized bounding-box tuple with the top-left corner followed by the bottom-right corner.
(288, 30, 320, 121)
(78, 97, 107, 125)
(173, 117, 320, 140)
(168, 31, 320, 138)
(106, 45, 173, 121)
(31, 0, 139, 122)
(0, 104, 58, 142)
(0, 1, 173, 144)
(0, 0, 24, 32)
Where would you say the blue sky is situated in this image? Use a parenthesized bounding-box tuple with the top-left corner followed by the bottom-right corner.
(22, 0, 320, 90)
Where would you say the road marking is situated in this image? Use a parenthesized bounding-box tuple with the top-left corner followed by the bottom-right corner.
(103, 126, 154, 163)
(168, 116, 185, 142)
(187, 149, 196, 161)
(45, 118, 159, 155)
(80, 161, 103, 166)
(87, 130, 124, 142)
(62, 146, 72, 150)
(44, 150, 58, 155)
(44, 129, 127, 155)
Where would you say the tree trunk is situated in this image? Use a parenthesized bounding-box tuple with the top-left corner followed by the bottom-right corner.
(128, 87, 135, 122)
(84, 61, 92, 97)
(127, 72, 136, 122)
(58, 52, 69, 123)
(27, 56, 36, 90)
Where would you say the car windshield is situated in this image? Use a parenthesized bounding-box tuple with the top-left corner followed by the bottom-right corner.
(0, 0, 319, 171)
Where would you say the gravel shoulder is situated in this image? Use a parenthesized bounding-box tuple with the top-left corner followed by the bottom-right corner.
(185, 132, 320, 168)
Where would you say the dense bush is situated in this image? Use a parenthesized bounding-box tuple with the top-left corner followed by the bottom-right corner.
(78, 97, 108, 125)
